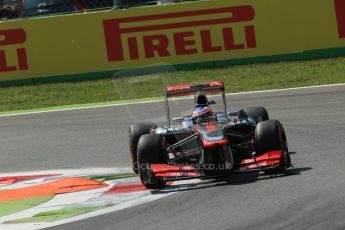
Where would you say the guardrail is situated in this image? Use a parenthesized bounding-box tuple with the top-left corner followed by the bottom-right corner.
(0, 0, 345, 86)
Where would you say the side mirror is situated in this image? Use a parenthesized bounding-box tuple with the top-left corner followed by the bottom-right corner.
(227, 111, 239, 122)
(208, 100, 216, 105)
(228, 111, 239, 117)
(172, 117, 184, 122)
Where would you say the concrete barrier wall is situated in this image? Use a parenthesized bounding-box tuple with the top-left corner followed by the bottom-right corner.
(0, 0, 345, 86)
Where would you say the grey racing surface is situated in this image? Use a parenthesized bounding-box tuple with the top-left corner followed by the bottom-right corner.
(1, 84, 345, 230)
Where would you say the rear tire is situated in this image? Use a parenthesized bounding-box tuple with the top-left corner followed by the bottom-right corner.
(243, 107, 269, 122)
(137, 133, 166, 188)
(255, 120, 291, 173)
(128, 122, 157, 174)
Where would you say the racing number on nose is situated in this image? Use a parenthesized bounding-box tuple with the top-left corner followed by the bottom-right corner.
(334, 0, 345, 38)
(0, 28, 28, 72)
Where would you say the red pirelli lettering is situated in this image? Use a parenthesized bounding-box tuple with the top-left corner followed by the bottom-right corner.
(17, 48, 28, 70)
(244, 25, 257, 48)
(223, 28, 244, 50)
(200, 30, 222, 53)
(334, 0, 345, 38)
(0, 29, 26, 46)
(0, 50, 16, 72)
(0, 28, 28, 72)
(128, 37, 139, 60)
(174, 31, 197, 55)
(143, 34, 170, 58)
(103, 5, 256, 61)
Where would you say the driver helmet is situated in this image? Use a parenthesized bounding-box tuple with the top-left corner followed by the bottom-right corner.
(194, 93, 208, 107)
(192, 105, 213, 121)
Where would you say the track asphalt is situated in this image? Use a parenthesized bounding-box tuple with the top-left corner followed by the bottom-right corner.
(1, 84, 344, 230)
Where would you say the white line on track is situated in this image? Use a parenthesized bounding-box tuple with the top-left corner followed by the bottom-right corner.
(0, 83, 344, 118)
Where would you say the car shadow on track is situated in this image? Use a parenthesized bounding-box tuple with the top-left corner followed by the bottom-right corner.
(151, 166, 312, 194)
(224, 166, 313, 185)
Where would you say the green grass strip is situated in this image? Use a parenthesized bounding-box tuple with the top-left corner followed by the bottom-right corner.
(0, 97, 162, 116)
(5, 205, 109, 223)
(0, 196, 53, 217)
(0, 57, 344, 113)
(89, 173, 136, 182)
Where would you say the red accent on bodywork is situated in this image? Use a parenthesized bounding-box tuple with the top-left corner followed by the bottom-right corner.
(203, 123, 217, 131)
(155, 171, 200, 177)
(240, 150, 282, 165)
(194, 125, 229, 147)
(239, 159, 281, 171)
(151, 164, 196, 173)
(166, 81, 223, 92)
(239, 150, 283, 171)
(201, 139, 228, 147)
(166, 83, 192, 92)
(150, 164, 200, 178)
(165, 81, 224, 97)
(166, 89, 224, 97)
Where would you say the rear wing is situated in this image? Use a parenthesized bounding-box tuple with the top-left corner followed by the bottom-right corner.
(164, 81, 226, 125)
(165, 81, 225, 98)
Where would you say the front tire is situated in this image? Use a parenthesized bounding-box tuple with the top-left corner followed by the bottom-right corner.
(137, 133, 166, 188)
(255, 120, 291, 172)
(128, 122, 157, 174)
(243, 107, 269, 122)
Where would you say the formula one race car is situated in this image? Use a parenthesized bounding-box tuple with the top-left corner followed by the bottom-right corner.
(129, 81, 291, 188)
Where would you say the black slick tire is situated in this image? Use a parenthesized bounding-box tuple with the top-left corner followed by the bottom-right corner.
(128, 122, 157, 174)
(255, 120, 291, 173)
(243, 107, 269, 122)
(137, 133, 166, 189)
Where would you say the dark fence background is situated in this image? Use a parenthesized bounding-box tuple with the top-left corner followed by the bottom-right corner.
(0, 0, 161, 19)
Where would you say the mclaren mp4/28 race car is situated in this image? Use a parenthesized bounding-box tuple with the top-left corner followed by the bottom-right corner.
(129, 81, 292, 188)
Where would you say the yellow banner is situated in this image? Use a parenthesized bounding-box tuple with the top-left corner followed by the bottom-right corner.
(0, 0, 344, 82)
